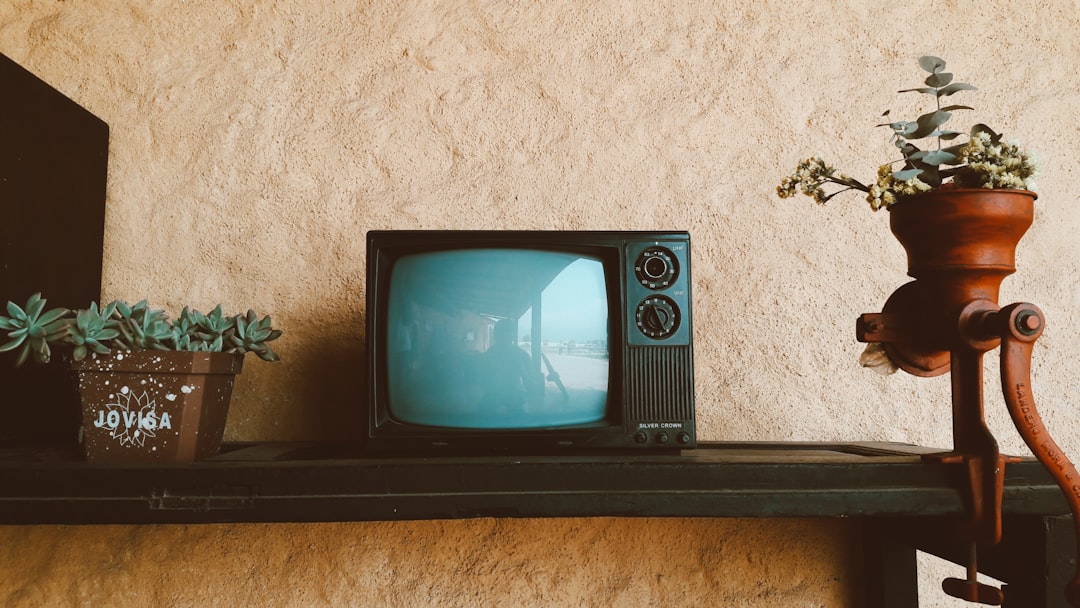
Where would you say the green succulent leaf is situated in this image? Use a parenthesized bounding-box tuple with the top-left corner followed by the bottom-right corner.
(0, 294, 72, 366)
(2, 294, 281, 365)
(6, 300, 25, 320)
(14, 344, 31, 367)
(0, 335, 25, 353)
(24, 295, 45, 323)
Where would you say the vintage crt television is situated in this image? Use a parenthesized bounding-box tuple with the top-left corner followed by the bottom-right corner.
(365, 230, 695, 453)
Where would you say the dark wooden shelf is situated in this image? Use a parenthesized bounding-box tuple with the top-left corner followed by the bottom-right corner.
(0, 440, 1068, 525)
(1, 440, 1074, 606)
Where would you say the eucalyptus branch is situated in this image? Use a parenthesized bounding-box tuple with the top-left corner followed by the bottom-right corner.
(778, 56, 1036, 211)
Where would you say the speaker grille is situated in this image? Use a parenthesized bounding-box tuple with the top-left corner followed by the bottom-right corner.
(626, 346, 694, 420)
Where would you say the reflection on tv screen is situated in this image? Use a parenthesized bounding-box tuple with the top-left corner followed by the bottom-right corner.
(385, 249, 609, 429)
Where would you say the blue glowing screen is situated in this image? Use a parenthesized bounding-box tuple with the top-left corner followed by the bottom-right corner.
(385, 249, 609, 429)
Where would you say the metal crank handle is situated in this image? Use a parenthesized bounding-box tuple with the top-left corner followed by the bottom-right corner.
(988, 303, 1080, 607)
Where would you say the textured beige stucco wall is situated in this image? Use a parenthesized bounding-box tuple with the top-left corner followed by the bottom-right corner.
(2, 1, 1079, 606)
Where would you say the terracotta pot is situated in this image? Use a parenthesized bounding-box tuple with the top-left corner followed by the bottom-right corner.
(881, 189, 1037, 375)
(890, 188, 1036, 311)
(70, 350, 244, 462)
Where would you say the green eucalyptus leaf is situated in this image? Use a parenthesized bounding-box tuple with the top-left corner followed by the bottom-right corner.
(892, 168, 924, 180)
(878, 120, 917, 134)
(970, 123, 1002, 142)
(906, 110, 952, 139)
(919, 55, 946, 73)
(880, 120, 919, 136)
(937, 82, 977, 97)
(939, 104, 974, 113)
(925, 72, 953, 87)
(898, 87, 937, 95)
(930, 130, 963, 140)
(921, 166, 943, 187)
(922, 150, 959, 165)
(897, 141, 921, 156)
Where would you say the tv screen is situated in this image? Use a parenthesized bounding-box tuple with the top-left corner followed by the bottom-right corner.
(386, 249, 610, 429)
(366, 231, 695, 453)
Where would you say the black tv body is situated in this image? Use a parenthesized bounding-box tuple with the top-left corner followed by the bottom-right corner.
(365, 230, 695, 453)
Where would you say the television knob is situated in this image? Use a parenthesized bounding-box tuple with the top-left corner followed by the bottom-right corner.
(634, 431, 648, 444)
(677, 431, 691, 445)
(634, 246, 679, 289)
(636, 295, 681, 339)
(655, 431, 669, 445)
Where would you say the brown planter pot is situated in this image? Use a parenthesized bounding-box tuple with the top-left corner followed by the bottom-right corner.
(71, 350, 244, 462)
(890, 188, 1036, 311)
(880, 188, 1037, 375)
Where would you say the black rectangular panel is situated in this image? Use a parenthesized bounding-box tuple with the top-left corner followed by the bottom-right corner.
(0, 53, 109, 444)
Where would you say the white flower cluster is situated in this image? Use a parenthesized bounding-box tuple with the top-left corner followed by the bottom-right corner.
(867, 164, 931, 211)
(778, 135, 1037, 213)
(776, 157, 865, 206)
(956, 131, 1037, 191)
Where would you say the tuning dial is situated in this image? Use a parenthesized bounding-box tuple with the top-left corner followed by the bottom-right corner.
(635, 295, 681, 339)
(634, 246, 679, 290)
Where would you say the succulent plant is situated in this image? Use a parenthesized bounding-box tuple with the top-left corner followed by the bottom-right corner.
(67, 301, 120, 362)
(191, 305, 236, 349)
(0, 293, 70, 366)
(0, 293, 282, 365)
(229, 309, 283, 362)
(112, 300, 172, 351)
(169, 306, 211, 352)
